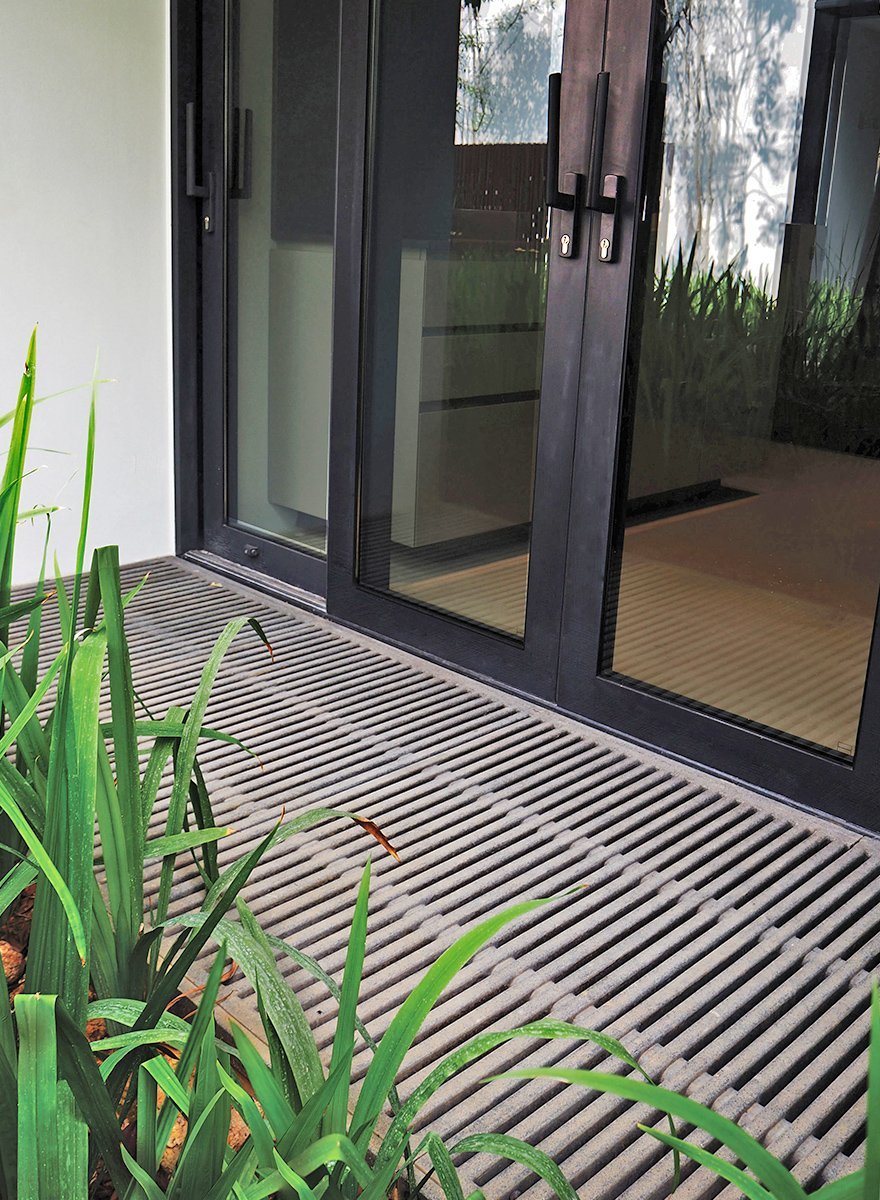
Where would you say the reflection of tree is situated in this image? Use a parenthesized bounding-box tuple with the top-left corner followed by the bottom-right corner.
(457, 0, 558, 143)
(657, 0, 800, 266)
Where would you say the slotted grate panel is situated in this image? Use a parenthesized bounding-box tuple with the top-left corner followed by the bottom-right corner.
(29, 557, 878, 1199)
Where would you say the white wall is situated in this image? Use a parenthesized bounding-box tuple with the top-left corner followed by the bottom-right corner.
(0, 1, 174, 587)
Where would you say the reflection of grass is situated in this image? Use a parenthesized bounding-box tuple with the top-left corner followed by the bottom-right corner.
(635, 242, 880, 458)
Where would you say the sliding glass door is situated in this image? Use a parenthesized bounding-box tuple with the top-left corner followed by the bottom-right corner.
(195, 0, 341, 593)
(178, 0, 880, 827)
(329, 0, 610, 695)
(558, 0, 880, 826)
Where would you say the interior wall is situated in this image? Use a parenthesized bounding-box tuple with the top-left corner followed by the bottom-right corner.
(0, 1, 174, 587)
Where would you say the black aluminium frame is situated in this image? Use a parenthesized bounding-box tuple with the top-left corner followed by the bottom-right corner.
(553, 0, 880, 832)
(172, 0, 880, 834)
(172, 0, 327, 597)
(328, 0, 611, 699)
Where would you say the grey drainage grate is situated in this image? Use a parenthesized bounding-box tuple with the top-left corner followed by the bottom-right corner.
(37, 557, 879, 1199)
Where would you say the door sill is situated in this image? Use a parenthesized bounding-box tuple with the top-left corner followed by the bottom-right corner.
(182, 550, 327, 615)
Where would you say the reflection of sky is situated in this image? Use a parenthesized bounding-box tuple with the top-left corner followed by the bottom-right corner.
(456, 0, 564, 145)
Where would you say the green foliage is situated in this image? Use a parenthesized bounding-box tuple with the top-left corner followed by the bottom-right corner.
(0, 333, 390, 1197)
(499, 979, 880, 1199)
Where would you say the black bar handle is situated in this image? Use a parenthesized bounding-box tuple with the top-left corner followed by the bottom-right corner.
(587, 72, 610, 211)
(546, 73, 576, 212)
(185, 101, 208, 199)
(230, 107, 254, 200)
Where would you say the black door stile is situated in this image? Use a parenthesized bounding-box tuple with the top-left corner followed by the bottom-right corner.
(328, 0, 611, 700)
(556, 0, 880, 831)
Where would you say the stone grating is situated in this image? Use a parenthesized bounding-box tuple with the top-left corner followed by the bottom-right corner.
(27, 556, 879, 1199)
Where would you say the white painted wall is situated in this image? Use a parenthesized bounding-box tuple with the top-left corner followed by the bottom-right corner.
(0, 1, 174, 587)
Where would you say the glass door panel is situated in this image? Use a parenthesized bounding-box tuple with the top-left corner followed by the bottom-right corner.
(226, 0, 338, 557)
(357, 0, 566, 639)
(602, 2, 880, 756)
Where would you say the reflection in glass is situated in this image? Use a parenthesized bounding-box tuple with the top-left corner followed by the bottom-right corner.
(605, 4, 880, 755)
(227, 0, 337, 556)
(358, 0, 565, 637)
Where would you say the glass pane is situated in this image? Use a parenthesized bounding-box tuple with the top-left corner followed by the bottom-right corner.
(226, 0, 337, 556)
(358, 0, 566, 638)
(605, 4, 880, 756)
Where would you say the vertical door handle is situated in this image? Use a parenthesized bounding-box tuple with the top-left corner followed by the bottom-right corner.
(185, 101, 215, 233)
(230, 107, 253, 200)
(585, 73, 624, 263)
(546, 73, 583, 213)
(546, 73, 583, 257)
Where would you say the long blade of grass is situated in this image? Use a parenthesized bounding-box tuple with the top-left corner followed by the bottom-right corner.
(218, 1062, 275, 1171)
(230, 1022, 294, 1141)
(135, 1064, 159, 1190)
(272, 1150, 321, 1200)
(813, 1171, 865, 1200)
(0, 775, 86, 963)
(16, 993, 61, 1200)
(638, 1125, 773, 1200)
(237, 900, 325, 1107)
(452, 1133, 581, 1200)
(0, 1004, 18, 1199)
(364, 1018, 644, 1199)
(325, 858, 371, 1137)
(142, 826, 232, 859)
(418, 1133, 464, 1200)
(165, 1088, 228, 1200)
(494, 1069, 809, 1200)
(157, 944, 229, 1155)
(120, 1145, 166, 1200)
(350, 894, 563, 1150)
(199, 1144, 259, 1200)
(68, 353, 99, 631)
(0, 331, 37, 633)
(97, 545, 142, 956)
(140, 704, 184, 828)
(27, 631, 106, 1018)
(125, 822, 277, 1043)
(0, 857, 37, 917)
(155, 616, 270, 925)
(864, 982, 880, 1200)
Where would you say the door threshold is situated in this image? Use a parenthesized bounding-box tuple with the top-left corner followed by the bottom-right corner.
(182, 550, 327, 616)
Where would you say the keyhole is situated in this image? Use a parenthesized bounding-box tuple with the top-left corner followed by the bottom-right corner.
(599, 237, 611, 261)
(560, 233, 571, 257)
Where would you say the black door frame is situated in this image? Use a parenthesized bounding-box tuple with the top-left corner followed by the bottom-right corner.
(555, 0, 880, 831)
(327, 0, 610, 699)
(172, 0, 880, 832)
(173, 0, 327, 597)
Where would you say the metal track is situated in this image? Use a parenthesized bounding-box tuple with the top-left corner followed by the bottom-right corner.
(51, 557, 880, 1198)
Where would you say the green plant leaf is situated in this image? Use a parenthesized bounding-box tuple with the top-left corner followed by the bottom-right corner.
(120, 1144, 167, 1200)
(272, 1149, 321, 1200)
(638, 1124, 773, 1200)
(351, 893, 565, 1151)
(16, 993, 61, 1200)
(236, 900, 325, 1107)
(0, 774, 87, 964)
(864, 982, 880, 1200)
(52, 997, 130, 1197)
(155, 616, 270, 925)
(493, 1068, 809, 1200)
(325, 858, 371, 1137)
(142, 827, 232, 859)
(812, 1170, 865, 1200)
(417, 1133, 464, 1200)
(450, 1133, 578, 1200)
